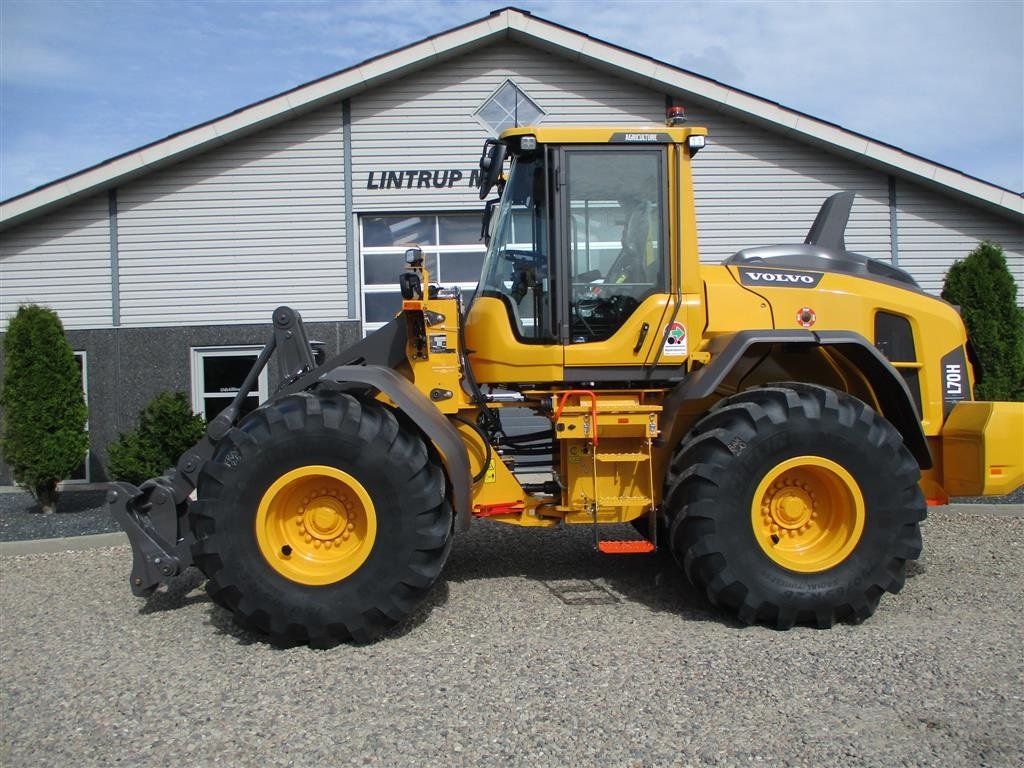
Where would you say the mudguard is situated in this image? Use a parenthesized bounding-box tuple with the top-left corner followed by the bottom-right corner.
(659, 329, 932, 469)
(316, 364, 473, 531)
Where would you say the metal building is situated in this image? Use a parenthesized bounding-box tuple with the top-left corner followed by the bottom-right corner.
(1, 8, 1022, 483)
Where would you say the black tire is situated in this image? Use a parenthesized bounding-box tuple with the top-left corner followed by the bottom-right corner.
(190, 391, 452, 647)
(664, 383, 925, 629)
(630, 513, 669, 547)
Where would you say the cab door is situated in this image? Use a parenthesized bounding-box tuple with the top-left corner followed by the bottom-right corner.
(559, 146, 678, 378)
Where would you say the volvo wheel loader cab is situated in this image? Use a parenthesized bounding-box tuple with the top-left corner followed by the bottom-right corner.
(467, 125, 708, 381)
(109, 111, 1024, 648)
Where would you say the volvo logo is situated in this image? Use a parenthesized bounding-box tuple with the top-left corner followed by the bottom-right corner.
(738, 268, 823, 288)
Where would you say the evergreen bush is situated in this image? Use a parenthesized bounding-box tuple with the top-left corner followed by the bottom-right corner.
(941, 241, 1024, 401)
(107, 391, 206, 485)
(1, 304, 89, 513)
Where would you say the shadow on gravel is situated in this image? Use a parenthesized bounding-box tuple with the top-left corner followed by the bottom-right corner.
(385, 581, 451, 641)
(197, 581, 454, 648)
(139, 568, 209, 614)
(905, 559, 927, 579)
(129, 561, 454, 648)
(124, 513, 940, 644)
(207, 609, 262, 646)
(443, 521, 735, 629)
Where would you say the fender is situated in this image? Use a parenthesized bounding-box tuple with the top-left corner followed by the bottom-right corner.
(659, 329, 932, 469)
(315, 364, 473, 531)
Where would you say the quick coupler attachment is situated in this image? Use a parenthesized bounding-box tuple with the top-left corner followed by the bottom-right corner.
(108, 480, 194, 598)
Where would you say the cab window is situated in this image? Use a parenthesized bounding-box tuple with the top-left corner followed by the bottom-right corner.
(564, 149, 666, 343)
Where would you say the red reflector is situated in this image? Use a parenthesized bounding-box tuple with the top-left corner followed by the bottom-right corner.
(617, 417, 629, 423)
(597, 540, 655, 554)
(402, 301, 422, 310)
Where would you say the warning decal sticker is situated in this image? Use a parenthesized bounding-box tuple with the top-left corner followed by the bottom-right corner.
(663, 322, 688, 357)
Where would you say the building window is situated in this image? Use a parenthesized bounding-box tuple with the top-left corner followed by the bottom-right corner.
(359, 213, 487, 333)
(68, 351, 89, 483)
(475, 80, 544, 135)
(190, 346, 269, 421)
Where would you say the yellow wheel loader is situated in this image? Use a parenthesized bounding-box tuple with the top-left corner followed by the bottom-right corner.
(109, 112, 1024, 647)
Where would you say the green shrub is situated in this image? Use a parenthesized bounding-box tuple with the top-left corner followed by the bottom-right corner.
(107, 391, 206, 485)
(1, 304, 89, 513)
(941, 241, 1024, 401)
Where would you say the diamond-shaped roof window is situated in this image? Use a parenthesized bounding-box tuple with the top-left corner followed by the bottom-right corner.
(475, 80, 544, 135)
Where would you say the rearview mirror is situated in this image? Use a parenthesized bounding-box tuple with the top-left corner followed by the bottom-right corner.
(478, 139, 507, 200)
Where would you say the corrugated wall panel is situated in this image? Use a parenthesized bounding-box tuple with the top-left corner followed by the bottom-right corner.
(685, 104, 893, 263)
(351, 42, 665, 212)
(895, 181, 1024, 302)
(117, 103, 347, 327)
(0, 195, 111, 329)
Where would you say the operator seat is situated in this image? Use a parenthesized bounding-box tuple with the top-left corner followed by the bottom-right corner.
(605, 200, 656, 285)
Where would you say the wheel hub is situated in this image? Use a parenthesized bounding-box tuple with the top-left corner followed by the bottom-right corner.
(763, 481, 816, 530)
(751, 456, 865, 573)
(255, 466, 377, 585)
(299, 490, 355, 545)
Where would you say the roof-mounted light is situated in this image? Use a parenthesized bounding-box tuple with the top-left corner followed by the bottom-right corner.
(520, 135, 537, 151)
(666, 105, 687, 126)
(687, 134, 706, 157)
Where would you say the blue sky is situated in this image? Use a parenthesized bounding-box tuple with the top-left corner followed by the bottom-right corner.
(1, 0, 1022, 201)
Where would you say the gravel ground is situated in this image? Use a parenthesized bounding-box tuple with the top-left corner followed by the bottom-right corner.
(2, 510, 1023, 767)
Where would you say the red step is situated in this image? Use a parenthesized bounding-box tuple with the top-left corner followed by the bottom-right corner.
(597, 540, 655, 554)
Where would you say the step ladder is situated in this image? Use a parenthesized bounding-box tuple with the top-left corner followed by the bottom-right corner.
(553, 389, 660, 555)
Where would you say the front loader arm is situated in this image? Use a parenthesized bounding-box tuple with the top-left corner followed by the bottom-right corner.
(108, 307, 315, 596)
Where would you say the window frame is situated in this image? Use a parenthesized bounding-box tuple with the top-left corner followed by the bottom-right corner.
(359, 212, 487, 334)
(473, 79, 545, 135)
(66, 351, 90, 484)
(190, 345, 269, 421)
(555, 144, 670, 345)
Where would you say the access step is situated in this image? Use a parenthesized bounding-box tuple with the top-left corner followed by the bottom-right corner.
(594, 452, 650, 463)
(597, 540, 656, 554)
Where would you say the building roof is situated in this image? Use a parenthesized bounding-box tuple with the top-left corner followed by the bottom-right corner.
(2, 6, 1021, 230)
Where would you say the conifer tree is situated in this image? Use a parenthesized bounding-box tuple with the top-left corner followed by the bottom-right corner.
(942, 241, 1024, 401)
(1, 305, 89, 512)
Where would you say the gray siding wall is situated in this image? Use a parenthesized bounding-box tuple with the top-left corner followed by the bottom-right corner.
(894, 180, 1024, 302)
(116, 103, 348, 326)
(685, 104, 892, 263)
(0, 195, 112, 330)
(350, 41, 665, 213)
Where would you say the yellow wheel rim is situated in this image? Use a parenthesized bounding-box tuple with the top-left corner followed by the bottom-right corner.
(751, 456, 865, 573)
(255, 465, 377, 586)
